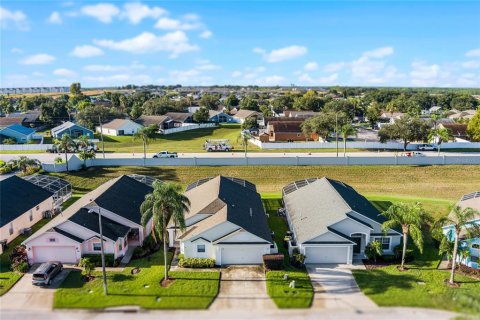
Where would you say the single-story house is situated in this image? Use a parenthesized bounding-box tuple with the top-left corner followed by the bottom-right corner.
(51, 121, 94, 139)
(448, 110, 477, 120)
(23, 175, 155, 264)
(0, 124, 35, 143)
(164, 112, 193, 127)
(96, 119, 143, 136)
(0, 176, 54, 250)
(170, 176, 275, 265)
(380, 112, 405, 123)
(283, 110, 319, 119)
(438, 123, 469, 141)
(267, 120, 318, 142)
(282, 177, 402, 264)
(7, 111, 42, 128)
(0, 116, 25, 129)
(135, 115, 171, 130)
(232, 110, 263, 124)
(442, 191, 479, 269)
(208, 110, 235, 123)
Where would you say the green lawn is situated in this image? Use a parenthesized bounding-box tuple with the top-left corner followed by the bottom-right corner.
(54, 249, 220, 309)
(262, 194, 314, 308)
(0, 218, 52, 296)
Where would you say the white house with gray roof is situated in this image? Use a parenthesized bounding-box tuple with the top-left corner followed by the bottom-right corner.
(282, 177, 402, 264)
(170, 176, 275, 265)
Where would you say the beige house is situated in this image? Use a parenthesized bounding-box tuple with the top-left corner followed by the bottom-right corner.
(0, 176, 54, 252)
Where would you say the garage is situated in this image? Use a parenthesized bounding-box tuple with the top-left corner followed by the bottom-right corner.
(32, 246, 78, 264)
(220, 245, 267, 265)
(304, 246, 350, 264)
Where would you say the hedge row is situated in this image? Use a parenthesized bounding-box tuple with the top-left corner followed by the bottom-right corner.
(178, 257, 216, 268)
(82, 254, 115, 267)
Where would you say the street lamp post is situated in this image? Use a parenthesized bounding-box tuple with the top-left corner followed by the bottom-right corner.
(335, 112, 339, 157)
(88, 206, 108, 295)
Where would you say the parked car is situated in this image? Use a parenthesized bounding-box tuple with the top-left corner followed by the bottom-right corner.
(417, 144, 437, 151)
(32, 261, 63, 286)
(153, 151, 178, 158)
(401, 151, 425, 157)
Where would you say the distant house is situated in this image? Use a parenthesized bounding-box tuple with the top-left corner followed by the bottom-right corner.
(170, 176, 275, 265)
(0, 117, 25, 129)
(442, 191, 480, 270)
(380, 112, 405, 123)
(438, 123, 469, 141)
(164, 112, 193, 126)
(428, 106, 442, 114)
(0, 124, 35, 143)
(232, 109, 263, 124)
(267, 121, 318, 142)
(51, 121, 94, 139)
(7, 111, 42, 128)
(448, 110, 477, 120)
(208, 110, 235, 123)
(97, 119, 144, 136)
(283, 110, 319, 119)
(0, 176, 54, 248)
(23, 175, 155, 264)
(135, 115, 171, 130)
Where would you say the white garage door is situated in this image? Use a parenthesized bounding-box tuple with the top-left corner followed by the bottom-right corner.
(220, 245, 266, 265)
(32, 246, 77, 264)
(305, 246, 349, 264)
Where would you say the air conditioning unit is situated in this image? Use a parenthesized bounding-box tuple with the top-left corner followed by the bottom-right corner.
(21, 228, 32, 236)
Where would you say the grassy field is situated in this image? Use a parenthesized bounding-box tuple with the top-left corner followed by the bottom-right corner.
(54, 249, 220, 309)
(263, 195, 314, 308)
(0, 218, 52, 296)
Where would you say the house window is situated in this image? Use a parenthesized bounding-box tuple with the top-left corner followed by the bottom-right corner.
(118, 241, 123, 251)
(197, 244, 206, 253)
(9, 223, 13, 235)
(49, 238, 56, 243)
(93, 243, 102, 251)
(373, 237, 391, 250)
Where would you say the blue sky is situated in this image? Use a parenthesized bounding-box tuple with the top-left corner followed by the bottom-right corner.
(1, 1, 479, 88)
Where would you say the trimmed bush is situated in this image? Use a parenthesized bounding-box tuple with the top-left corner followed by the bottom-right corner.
(79, 257, 95, 276)
(263, 254, 285, 270)
(12, 261, 29, 273)
(178, 257, 215, 268)
(82, 254, 115, 267)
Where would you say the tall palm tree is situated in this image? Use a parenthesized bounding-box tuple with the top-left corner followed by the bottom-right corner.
(340, 124, 357, 157)
(435, 206, 479, 285)
(140, 181, 190, 281)
(428, 128, 450, 155)
(54, 134, 76, 171)
(237, 130, 252, 157)
(133, 125, 157, 159)
(76, 135, 91, 166)
(381, 202, 430, 270)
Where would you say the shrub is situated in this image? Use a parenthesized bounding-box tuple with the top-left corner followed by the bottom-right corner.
(81, 254, 115, 267)
(12, 261, 29, 273)
(394, 245, 414, 261)
(2, 138, 16, 145)
(291, 252, 306, 268)
(79, 257, 95, 276)
(0, 160, 5, 167)
(263, 254, 284, 270)
(0, 166, 12, 174)
(54, 157, 64, 164)
(365, 241, 383, 262)
(178, 257, 215, 268)
(10, 245, 29, 272)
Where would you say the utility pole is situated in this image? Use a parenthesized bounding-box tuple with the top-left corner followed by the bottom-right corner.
(335, 112, 339, 157)
(89, 207, 108, 295)
(98, 115, 105, 158)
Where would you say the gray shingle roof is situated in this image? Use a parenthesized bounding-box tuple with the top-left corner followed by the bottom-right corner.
(68, 208, 130, 240)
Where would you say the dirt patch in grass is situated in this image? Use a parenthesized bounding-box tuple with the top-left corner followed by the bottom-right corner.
(362, 259, 399, 270)
(160, 278, 176, 287)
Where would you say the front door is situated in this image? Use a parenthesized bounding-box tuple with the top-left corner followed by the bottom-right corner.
(352, 237, 362, 254)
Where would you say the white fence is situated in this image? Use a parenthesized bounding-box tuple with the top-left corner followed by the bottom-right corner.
(41, 154, 480, 172)
(0, 144, 53, 151)
(161, 123, 217, 135)
(249, 139, 480, 150)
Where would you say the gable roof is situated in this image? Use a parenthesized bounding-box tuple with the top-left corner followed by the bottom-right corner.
(102, 119, 142, 130)
(0, 176, 53, 227)
(135, 115, 170, 127)
(448, 191, 480, 222)
(52, 227, 84, 243)
(164, 112, 192, 122)
(68, 208, 130, 241)
(270, 121, 304, 133)
(181, 176, 272, 243)
(439, 123, 468, 137)
(51, 121, 92, 134)
(282, 177, 388, 244)
(2, 124, 35, 135)
(233, 109, 260, 119)
(0, 117, 25, 127)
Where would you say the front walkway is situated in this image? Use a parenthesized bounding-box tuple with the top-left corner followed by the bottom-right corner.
(209, 266, 276, 310)
(307, 263, 378, 311)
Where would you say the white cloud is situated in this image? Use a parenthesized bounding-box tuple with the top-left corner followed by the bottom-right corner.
(20, 54, 55, 65)
(154, 17, 202, 30)
(47, 11, 62, 24)
(304, 62, 318, 71)
(10, 47, 23, 54)
(457, 73, 479, 87)
(465, 48, 480, 58)
(324, 62, 345, 73)
(231, 71, 242, 78)
(53, 68, 77, 77)
(122, 2, 166, 24)
(462, 60, 480, 69)
(362, 46, 394, 59)
(83, 74, 152, 85)
(0, 6, 29, 31)
(254, 45, 307, 63)
(349, 46, 403, 84)
(84, 62, 146, 72)
(71, 45, 104, 58)
(81, 3, 120, 23)
(199, 30, 212, 39)
(298, 73, 338, 84)
(94, 31, 199, 58)
(195, 59, 220, 71)
(255, 75, 285, 85)
(409, 60, 448, 87)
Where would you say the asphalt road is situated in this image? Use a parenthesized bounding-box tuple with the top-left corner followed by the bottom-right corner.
(1, 151, 479, 164)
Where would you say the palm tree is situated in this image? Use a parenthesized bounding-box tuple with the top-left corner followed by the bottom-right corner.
(54, 134, 76, 171)
(458, 246, 470, 266)
(381, 202, 430, 270)
(133, 125, 157, 159)
(76, 135, 91, 166)
(340, 124, 357, 157)
(140, 181, 190, 281)
(428, 128, 450, 155)
(434, 206, 479, 285)
(237, 130, 252, 157)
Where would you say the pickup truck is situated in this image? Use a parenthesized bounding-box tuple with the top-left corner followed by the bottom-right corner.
(153, 151, 178, 158)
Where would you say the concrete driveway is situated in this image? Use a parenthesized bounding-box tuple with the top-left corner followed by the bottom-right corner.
(0, 266, 71, 311)
(210, 266, 276, 310)
(307, 263, 377, 311)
